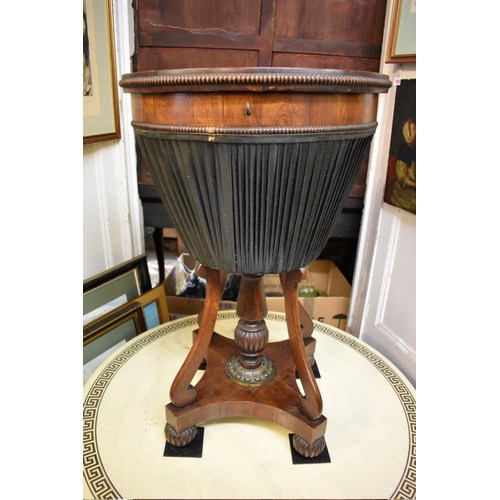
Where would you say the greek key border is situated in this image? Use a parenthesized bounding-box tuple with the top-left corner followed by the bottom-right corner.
(83, 317, 199, 499)
(83, 312, 415, 499)
(311, 320, 416, 500)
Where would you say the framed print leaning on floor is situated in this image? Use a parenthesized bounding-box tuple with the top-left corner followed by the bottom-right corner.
(83, 0, 120, 144)
(83, 254, 152, 326)
(83, 301, 147, 384)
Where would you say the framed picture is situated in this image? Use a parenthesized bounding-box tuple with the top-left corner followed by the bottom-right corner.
(83, 0, 121, 144)
(83, 254, 152, 326)
(383, 79, 416, 214)
(83, 301, 146, 346)
(83, 301, 147, 384)
(386, 0, 416, 63)
(135, 285, 170, 330)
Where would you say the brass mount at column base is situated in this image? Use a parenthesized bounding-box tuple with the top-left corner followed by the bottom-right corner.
(226, 354, 276, 386)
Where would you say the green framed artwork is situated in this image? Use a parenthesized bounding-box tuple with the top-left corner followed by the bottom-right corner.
(83, 301, 146, 347)
(83, 302, 147, 384)
(386, 0, 416, 63)
(82, 285, 169, 382)
(135, 285, 170, 330)
(83, 255, 154, 384)
(83, 254, 152, 326)
(83, 0, 121, 144)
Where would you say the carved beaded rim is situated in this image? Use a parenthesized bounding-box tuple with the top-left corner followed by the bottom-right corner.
(131, 120, 378, 136)
(120, 68, 392, 92)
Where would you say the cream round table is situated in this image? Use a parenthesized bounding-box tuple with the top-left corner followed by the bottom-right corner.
(83, 312, 416, 499)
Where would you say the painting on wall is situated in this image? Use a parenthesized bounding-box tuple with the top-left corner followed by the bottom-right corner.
(384, 79, 416, 214)
(83, 0, 120, 144)
(386, 0, 416, 63)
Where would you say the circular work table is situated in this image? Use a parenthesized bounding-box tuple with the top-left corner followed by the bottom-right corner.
(83, 312, 416, 499)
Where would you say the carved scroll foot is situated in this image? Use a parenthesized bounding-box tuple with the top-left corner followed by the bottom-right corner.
(165, 423, 198, 447)
(292, 434, 326, 458)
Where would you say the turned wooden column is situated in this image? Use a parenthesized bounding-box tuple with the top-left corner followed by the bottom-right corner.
(227, 274, 276, 386)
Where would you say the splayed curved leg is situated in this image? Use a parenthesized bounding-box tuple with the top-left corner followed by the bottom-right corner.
(282, 268, 323, 421)
(169, 264, 224, 408)
(279, 271, 314, 340)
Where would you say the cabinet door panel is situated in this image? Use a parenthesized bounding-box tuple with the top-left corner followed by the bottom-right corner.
(138, 48, 259, 72)
(274, 0, 386, 44)
(138, 0, 263, 36)
(272, 53, 381, 72)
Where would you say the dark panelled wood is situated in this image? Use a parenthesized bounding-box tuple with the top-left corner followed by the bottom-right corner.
(272, 52, 381, 71)
(138, 0, 262, 36)
(137, 47, 259, 71)
(274, 0, 386, 44)
(258, 0, 277, 66)
(272, 38, 382, 59)
(139, 32, 261, 50)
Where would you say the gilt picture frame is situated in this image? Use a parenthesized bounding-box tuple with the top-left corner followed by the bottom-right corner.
(83, 301, 147, 383)
(135, 285, 170, 330)
(386, 0, 416, 63)
(83, 0, 121, 144)
(83, 301, 146, 347)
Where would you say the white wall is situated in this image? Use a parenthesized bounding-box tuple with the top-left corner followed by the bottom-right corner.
(83, 0, 143, 280)
(348, 0, 416, 386)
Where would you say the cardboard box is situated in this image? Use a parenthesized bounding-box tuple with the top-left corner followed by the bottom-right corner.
(264, 260, 351, 330)
(164, 254, 237, 320)
(164, 254, 351, 330)
(173, 253, 197, 296)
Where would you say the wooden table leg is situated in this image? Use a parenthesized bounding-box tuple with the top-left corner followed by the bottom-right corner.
(165, 265, 326, 458)
(152, 227, 165, 284)
(280, 272, 314, 339)
(165, 264, 223, 446)
(282, 267, 326, 457)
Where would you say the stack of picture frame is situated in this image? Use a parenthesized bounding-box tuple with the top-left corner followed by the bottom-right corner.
(83, 254, 169, 384)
